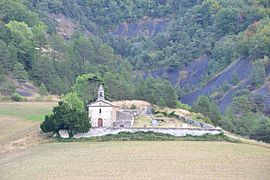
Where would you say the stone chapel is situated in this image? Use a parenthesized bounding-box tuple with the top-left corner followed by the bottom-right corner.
(88, 85, 134, 128)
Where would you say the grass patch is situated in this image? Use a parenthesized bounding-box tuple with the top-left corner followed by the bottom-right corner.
(133, 115, 151, 127)
(0, 102, 55, 121)
(56, 131, 240, 143)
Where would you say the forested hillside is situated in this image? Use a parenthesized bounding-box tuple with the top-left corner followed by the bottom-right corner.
(0, 0, 270, 141)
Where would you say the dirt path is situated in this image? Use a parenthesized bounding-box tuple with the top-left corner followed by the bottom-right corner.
(0, 116, 40, 145)
(0, 130, 51, 165)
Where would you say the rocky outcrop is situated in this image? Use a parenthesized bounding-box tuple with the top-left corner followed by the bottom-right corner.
(181, 59, 252, 107)
(150, 55, 209, 88)
(49, 14, 76, 39)
(111, 17, 168, 37)
(149, 56, 270, 112)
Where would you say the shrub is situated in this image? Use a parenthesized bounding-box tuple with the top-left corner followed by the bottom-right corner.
(176, 101, 192, 111)
(11, 93, 24, 101)
(130, 104, 137, 109)
(40, 101, 90, 137)
(193, 113, 212, 124)
(34, 95, 43, 102)
(57, 132, 237, 143)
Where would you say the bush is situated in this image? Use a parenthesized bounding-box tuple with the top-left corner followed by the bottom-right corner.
(176, 101, 192, 111)
(193, 113, 212, 124)
(192, 95, 221, 125)
(39, 82, 48, 96)
(130, 104, 137, 109)
(11, 93, 24, 101)
(40, 101, 90, 137)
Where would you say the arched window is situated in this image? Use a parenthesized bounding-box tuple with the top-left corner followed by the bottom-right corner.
(99, 109, 102, 113)
(99, 92, 103, 97)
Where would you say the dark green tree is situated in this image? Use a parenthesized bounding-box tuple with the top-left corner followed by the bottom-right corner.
(40, 101, 90, 137)
(62, 92, 84, 112)
(72, 73, 105, 103)
(0, 40, 14, 72)
(250, 61, 266, 86)
(12, 62, 28, 82)
(39, 82, 48, 96)
(251, 116, 270, 143)
(192, 95, 222, 125)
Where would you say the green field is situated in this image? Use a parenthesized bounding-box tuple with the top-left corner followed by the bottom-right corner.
(0, 102, 56, 145)
(0, 102, 270, 179)
(0, 102, 56, 121)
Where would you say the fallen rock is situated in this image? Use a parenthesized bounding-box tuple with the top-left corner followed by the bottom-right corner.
(59, 130, 70, 138)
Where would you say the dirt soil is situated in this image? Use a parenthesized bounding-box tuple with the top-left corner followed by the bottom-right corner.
(1, 141, 270, 179)
(113, 100, 151, 108)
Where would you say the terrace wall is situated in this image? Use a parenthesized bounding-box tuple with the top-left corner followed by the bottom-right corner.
(72, 127, 223, 138)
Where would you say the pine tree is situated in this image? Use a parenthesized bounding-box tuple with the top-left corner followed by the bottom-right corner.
(12, 62, 28, 82)
(250, 61, 266, 86)
(192, 95, 222, 125)
(39, 82, 48, 96)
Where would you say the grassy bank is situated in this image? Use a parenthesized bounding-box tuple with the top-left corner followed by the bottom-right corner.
(57, 131, 239, 143)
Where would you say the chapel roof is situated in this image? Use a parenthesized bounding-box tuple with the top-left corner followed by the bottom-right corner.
(87, 99, 119, 107)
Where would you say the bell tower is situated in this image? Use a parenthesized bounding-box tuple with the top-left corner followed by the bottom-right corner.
(97, 84, 105, 100)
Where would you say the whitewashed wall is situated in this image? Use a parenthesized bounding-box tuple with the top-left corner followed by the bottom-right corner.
(89, 106, 117, 127)
(73, 127, 223, 138)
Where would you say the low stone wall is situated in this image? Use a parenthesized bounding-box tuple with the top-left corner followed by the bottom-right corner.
(177, 115, 214, 129)
(116, 110, 133, 121)
(113, 120, 133, 127)
(73, 127, 223, 138)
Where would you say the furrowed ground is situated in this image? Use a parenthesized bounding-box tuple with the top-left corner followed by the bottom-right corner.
(0, 102, 270, 179)
(1, 141, 270, 179)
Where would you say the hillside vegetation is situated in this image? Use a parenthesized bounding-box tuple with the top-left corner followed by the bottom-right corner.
(0, 0, 270, 142)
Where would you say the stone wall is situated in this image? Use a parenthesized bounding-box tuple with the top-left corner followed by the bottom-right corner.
(177, 115, 214, 129)
(116, 110, 133, 121)
(120, 109, 142, 116)
(113, 120, 133, 128)
(114, 110, 134, 127)
(73, 127, 223, 138)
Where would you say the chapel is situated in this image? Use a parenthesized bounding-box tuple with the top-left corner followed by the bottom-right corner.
(88, 85, 134, 128)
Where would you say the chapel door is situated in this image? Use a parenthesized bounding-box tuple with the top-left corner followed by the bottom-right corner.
(98, 118, 103, 127)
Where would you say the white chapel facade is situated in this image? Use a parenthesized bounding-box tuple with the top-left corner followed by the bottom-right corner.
(88, 85, 134, 128)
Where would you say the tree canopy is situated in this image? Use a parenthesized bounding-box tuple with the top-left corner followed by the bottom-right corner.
(40, 101, 90, 137)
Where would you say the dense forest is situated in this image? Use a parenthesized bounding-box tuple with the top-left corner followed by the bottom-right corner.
(0, 0, 270, 142)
